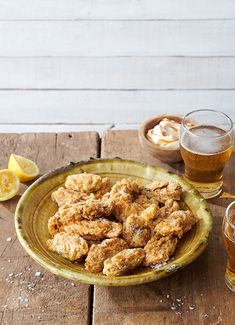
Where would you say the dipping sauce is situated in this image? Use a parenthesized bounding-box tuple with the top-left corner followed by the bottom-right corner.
(147, 118, 180, 149)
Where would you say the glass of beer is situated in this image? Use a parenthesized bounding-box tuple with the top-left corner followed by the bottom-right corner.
(223, 201, 235, 292)
(180, 109, 233, 199)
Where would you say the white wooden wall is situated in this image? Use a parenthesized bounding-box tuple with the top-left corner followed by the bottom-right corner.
(0, 0, 235, 132)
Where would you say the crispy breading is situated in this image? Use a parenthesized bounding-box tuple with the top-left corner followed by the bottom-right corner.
(154, 210, 198, 238)
(48, 198, 113, 236)
(64, 218, 122, 240)
(51, 187, 90, 207)
(47, 232, 88, 261)
(122, 215, 151, 248)
(65, 173, 110, 196)
(103, 248, 145, 276)
(144, 235, 178, 266)
(159, 199, 180, 218)
(85, 238, 128, 273)
(111, 194, 145, 222)
(110, 178, 141, 198)
(146, 181, 182, 202)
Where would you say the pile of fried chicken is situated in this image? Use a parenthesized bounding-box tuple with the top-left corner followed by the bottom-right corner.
(47, 173, 198, 276)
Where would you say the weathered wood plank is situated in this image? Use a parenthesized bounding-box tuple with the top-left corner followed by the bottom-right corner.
(1, 0, 235, 20)
(1, 57, 235, 89)
(95, 129, 235, 325)
(0, 132, 99, 325)
(0, 90, 234, 124)
(0, 20, 234, 56)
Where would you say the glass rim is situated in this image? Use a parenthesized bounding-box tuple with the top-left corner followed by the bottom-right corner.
(226, 200, 235, 230)
(182, 109, 233, 139)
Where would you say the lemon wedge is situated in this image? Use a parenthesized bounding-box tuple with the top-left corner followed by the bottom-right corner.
(8, 154, 39, 182)
(0, 169, 20, 201)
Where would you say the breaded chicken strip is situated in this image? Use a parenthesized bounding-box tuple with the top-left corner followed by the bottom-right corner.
(103, 248, 145, 276)
(111, 194, 144, 222)
(144, 235, 178, 266)
(146, 181, 182, 202)
(47, 198, 113, 236)
(154, 210, 198, 238)
(64, 218, 122, 240)
(85, 238, 128, 273)
(51, 187, 90, 207)
(65, 173, 110, 196)
(47, 232, 88, 261)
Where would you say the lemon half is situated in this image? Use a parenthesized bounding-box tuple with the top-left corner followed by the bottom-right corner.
(0, 169, 20, 201)
(8, 154, 39, 182)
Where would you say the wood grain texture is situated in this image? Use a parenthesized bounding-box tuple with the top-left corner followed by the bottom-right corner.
(0, 90, 235, 124)
(95, 129, 235, 325)
(0, 20, 235, 56)
(0, 132, 99, 325)
(1, 57, 235, 90)
(1, 0, 235, 20)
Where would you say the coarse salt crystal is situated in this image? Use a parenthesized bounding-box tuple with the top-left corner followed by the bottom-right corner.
(35, 272, 41, 277)
(6, 237, 12, 242)
(8, 273, 13, 277)
(171, 305, 177, 311)
(189, 305, 195, 311)
(166, 294, 170, 298)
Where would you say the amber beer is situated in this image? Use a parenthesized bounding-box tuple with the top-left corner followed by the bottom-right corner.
(222, 202, 235, 292)
(180, 117, 233, 198)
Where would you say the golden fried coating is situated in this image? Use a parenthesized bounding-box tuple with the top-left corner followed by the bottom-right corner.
(85, 238, 128, 273)
(65, 173, 110, 196)
(111, 194, 144, 222)
(103, 248, 145, 276)
(159, 199, 180, 218)
(51, 187, 90, 207)
(47, 232, 88, 261)
(110, 178, 141, 198)
(154, 210, 198, 238)
(143, 235, 178, 266)
(64, 218, 122, 240)
(48, 198, 113, 236)
(122, 215, 150, 248)
(138, 204, 159, 228)
(146, 181, 182, 202)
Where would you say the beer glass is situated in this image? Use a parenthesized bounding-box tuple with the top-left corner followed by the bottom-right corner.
(180, 109, 233, 199)
(223, 201, 235, 292)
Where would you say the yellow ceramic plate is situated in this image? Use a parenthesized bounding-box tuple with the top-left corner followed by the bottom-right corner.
(15, 159, 212, 286)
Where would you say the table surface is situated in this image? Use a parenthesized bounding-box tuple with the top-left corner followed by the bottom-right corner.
(0, 130, 234, 325)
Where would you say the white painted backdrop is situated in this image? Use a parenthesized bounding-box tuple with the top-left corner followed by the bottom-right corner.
(0, 0, 235, 133)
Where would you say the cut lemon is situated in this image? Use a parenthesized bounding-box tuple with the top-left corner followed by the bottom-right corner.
(0, 169, 20, 201)
(8, 154, 39, 182)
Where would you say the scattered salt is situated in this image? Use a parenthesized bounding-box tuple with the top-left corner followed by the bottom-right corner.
(189, 305, 196, 311)
(8, 273, 13, 277)
(166, 294, 170, 299)
(6, 237, 12, 242)
(71, 282, 75, 286)
(171, 305, 177, 311)
(35, 271, 41, 277)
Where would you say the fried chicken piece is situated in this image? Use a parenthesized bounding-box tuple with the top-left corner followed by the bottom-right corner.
(122, 215, 151, 248)
(138, 204, 159, 228)
(65, 173, 110, 196)
(85, 238, 128, 273)
(48, 198, 113, 236)
(64, 218, 122, 240)
(47, 232, 88, 261)
(51, 187, 90, 207)
(110, 178, 141, 198)
(48, 213, 63, 236)
(159, 199, 180, 218)
(111, 194, 145, 222)
(146, 181, 182, 202)
(103, 248, 145, 276)
(154, 210, 198, 238)
(143, 235, 178, 266)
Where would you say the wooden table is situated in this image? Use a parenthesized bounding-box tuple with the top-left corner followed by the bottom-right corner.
(0, 130, 235, 325)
